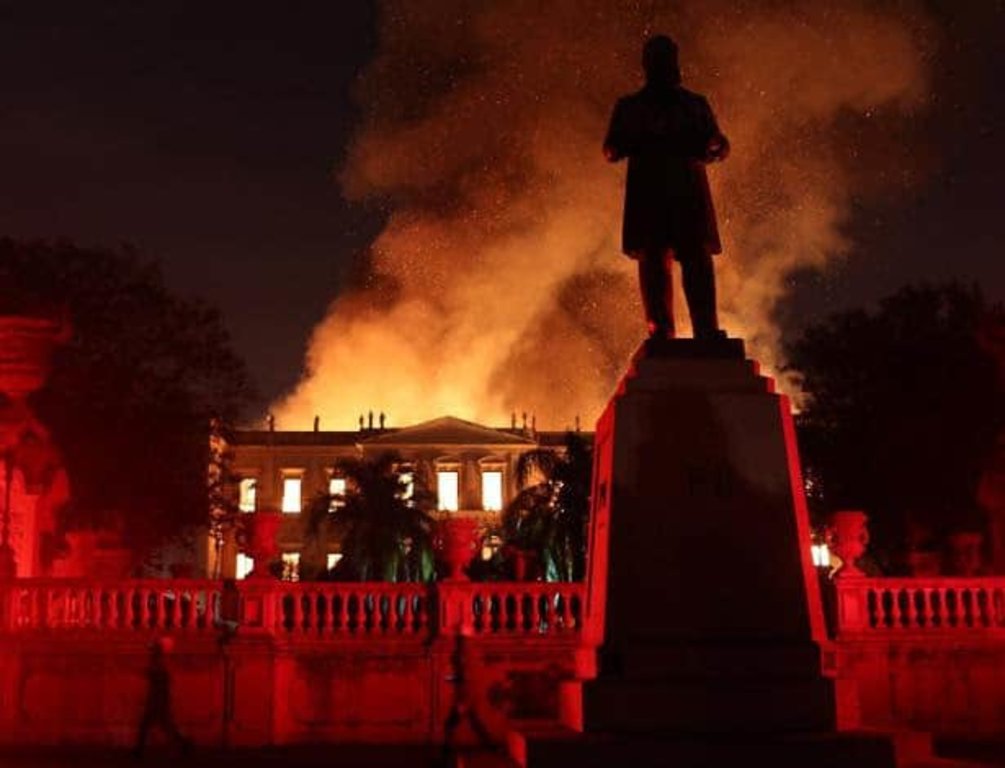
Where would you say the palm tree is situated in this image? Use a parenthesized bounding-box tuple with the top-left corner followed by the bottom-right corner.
(503, 432, 592, 581)
(303, 452, 435, 582)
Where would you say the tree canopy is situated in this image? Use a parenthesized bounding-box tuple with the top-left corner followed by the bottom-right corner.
(303, 452, 435, 582)
(0, 238, 253, 557)
(787, 282, 1004, 569)
(503, 431, 592, 581)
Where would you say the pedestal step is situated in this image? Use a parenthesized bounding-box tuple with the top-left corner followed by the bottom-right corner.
(561, 675, 836, 734)
(596, 640, 827, 679)
(508, 723, 899, 768)
(456, 748, 520, 768)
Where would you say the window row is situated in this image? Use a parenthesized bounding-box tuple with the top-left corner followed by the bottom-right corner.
(237, 469, 505, 514)
(235, 551, 343, 582)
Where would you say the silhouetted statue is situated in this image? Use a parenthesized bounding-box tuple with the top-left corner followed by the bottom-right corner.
(441, 630, 493, 765)
(133, 636, 192, 758)
(605, 34, 730, 340)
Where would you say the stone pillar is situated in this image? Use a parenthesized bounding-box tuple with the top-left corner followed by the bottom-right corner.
(512, 338, 897, 767)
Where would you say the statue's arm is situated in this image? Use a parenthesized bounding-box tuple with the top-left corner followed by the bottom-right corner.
(701, 97, 730, 163)
(603, 98, 631, 162)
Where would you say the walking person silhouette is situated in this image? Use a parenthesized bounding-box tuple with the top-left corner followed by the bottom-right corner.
(440, 628, 494, 766)
(133, 636, 192, 759)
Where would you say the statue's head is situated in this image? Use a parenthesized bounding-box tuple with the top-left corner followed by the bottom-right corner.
(642, 34, 681, 85)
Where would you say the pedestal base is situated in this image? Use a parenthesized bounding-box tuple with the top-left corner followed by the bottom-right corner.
(506, 339, 900, 767)
(508, 725, 898, 768)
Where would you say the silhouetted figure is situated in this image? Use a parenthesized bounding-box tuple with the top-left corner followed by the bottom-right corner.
(441, 630, 493, 766)
(605, 34, 730, 340)
(133, 637, 191, 759)
(216, 578, 240, 646)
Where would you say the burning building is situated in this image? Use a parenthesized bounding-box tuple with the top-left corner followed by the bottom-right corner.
(211, 414, 584, 581)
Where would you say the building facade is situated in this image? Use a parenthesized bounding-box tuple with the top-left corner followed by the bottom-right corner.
(215, 415, 580, 580)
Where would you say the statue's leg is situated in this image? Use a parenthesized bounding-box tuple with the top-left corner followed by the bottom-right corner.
(680, 248, 721, 338)
(637, 247, 674, 338)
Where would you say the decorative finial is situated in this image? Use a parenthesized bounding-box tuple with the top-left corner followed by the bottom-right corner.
(267, 413, 275, 432)
(359, 414, 365, 431)
(511, 411, 517, 430)
(313, 415, 320, 432)
(368, 410, 374, 430)
(379, 411, 386, 430)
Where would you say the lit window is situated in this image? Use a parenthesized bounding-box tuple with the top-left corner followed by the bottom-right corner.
(236, 553, 254, 580)
(437, 470, 459, 512)
(326, 553, 343, 571)
(238, 478, 257, 513)
(398, 470, 414, 502)
(329, 477, 346, 511)
(281, 476, 302, 513)
(281, 552, 300, 582)
(811, 543, 831, 568)
(481, 470, 503, 511)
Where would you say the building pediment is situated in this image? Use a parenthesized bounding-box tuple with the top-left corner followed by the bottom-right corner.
(360, 416, 536, 447)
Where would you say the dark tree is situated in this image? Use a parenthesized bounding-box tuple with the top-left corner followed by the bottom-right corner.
(787, 283, 1004, 570)
(0, 239, 253, 557)
(303, 452, 435, 582)
(504, 432, 593, 581)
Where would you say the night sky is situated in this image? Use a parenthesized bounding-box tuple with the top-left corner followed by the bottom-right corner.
(1, 1, 1002, 409)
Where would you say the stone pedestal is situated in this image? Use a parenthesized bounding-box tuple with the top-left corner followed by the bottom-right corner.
(508, 339, 898, 767)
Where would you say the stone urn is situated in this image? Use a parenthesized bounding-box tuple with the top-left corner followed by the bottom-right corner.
(826, 509, 869, 578)
(246, 509, 282, 578)
(434, 516, 480, 581)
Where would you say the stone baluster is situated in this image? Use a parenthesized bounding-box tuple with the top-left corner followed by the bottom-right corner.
(902, 587, 916, 630)
(166, 590, 178, 629)
(401, 590, 413, 633)
(92, 587, 101, 627)
(977, 588, 990, 627)
(109, 587, 121, 629)
(921, 586, 932, 629)
(292, 590, 305, 633)
(932, 587, 944, 629)
(339, 591, 351, 633)
(889, 588, 903, 629)
(416, 590, 428, 635)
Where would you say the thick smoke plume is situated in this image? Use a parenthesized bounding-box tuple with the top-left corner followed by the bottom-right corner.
(275, 0, 930, 430)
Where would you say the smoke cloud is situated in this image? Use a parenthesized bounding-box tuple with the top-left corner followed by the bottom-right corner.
(274, 0, 930, 430)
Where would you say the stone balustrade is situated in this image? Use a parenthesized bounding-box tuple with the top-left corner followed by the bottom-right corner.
(265, 582, 430, 636)
(0, 578, 585, 640)
(2, 579, 222, 632)
(834, 577, 1005, 635)
(437, 581, 584, 636)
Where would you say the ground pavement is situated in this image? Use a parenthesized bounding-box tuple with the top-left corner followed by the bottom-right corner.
(1, 738, 1004, 768)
